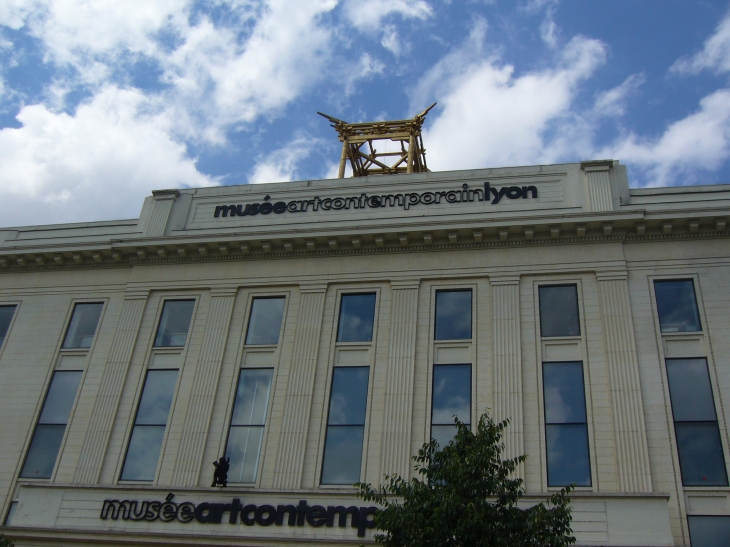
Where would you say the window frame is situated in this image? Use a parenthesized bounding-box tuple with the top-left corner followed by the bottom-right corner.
(653, 278, 702, 334)
(538, 284, 581, 338)
(61, 301, 105, 349)
(335, 292, 378, 344)
(244, 296, 288, 346)
(152, 299, 197, 349)
(430, 363, 472, 448)
(0, 302, 20, 357)
(433, 288, 473, 341)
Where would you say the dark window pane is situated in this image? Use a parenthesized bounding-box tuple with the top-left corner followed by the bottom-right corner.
(654, 280, 701, 333)
(543, 362, 587, 424)
(62, 303, 103, 348)
(546, 424, 591, 486)
(135, 370, 178, 425)
(38, 371, 82, 424)
(246, 298, 285, 345)
(688, 516, 730, 547)
(226, 426, 264, 483)
(321, 426, 365, 484)
(539, 285, 580, 337)
(4, 501, 17, 525)
(120, 426, 166, 481)
(432, 365, 471, 425)
(328, 367, 369, 425)
(154, 300, 195, 347)
(337, 294, 376, 343)
(0, 305, 17, 348)
(666, 359, 717, 422)
(231, 369, 273, 426)
(434, 290, 472, 340)
(431, 425, 458, 448)
(20, 425, 65, 478)
(675, 423, 728, 486)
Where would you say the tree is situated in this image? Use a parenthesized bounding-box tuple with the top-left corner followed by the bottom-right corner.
(0, 535, 13, 547)
(356, 412, 575, 547)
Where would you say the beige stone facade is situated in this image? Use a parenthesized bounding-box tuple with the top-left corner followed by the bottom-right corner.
(0, 160, 728, 545)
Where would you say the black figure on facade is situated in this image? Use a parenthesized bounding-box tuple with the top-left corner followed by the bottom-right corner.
(211, 456, 230, 487)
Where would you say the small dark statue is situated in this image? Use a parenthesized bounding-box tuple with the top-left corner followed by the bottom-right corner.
(211, 456, 230, 487)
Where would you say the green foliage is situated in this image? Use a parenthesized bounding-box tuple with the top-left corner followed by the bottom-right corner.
(0, 534, 14, 547)
(356, 412, 575, 547)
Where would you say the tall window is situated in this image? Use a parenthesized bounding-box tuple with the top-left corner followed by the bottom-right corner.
(542, 361, 591, 487)
(20, 371, 82, 478)
(431, 364, 471, 447)
(539, 285, 580, 337)
(120, 369, 178, 481)
(154, 300, 195, 347)
(434, 290, 472, 340)
(225, 369, 273, 483)
(0, 305, 17, 349)
(337, 293, 376, 342)
(321, 367, 370, 484)
(245, 297, 286, 345)
(666, 358, 727, 486)
(688, 516, 730, 547)
(62, 302, 104, 348)
(654, 279, 701, 333)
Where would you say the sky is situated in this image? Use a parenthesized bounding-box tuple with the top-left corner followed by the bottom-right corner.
(1, 0, 730, 227)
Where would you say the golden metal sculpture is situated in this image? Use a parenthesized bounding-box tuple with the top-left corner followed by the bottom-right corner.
(318, 103, 436, 178)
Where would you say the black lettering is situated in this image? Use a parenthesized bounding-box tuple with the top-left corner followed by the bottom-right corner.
(241, 504, 256, 526)
(506, 186, 522, 199)
(367, 196, 381, 208)
(260, 202, 273, 214)
(326, 506, 360, 527)
(347, 196, 359, 209)
(312, 197, 321, 211)
(275, 504, 298, 526)
(214, 205, 237, 218)
(228, 499, 242, 524)
(177, 503, 195, 523)
(420, 192, 435, 204)
(445, 190, 459, 203)
(471, 188, 484, 201)
(273, 201, 287, 213)
(306, 505, 327, 527)
(145, 501, 160, 521)
(436, 191, 446, 203)
(129, 501, 148, 521)
(101, 500, 131, 520)
(236, 204, 250, 216)
(287, 200, 299, 212)
(297, 500, 308, 526)
(320, 198, 332, 210)
(462, 183, 469, 202)
(404, 193, 420, 210)
(358, 506, 377, 537)
(160, 502, 177, 522)
(249, 203, 260, 215)
(381, 194, 404, 208)
(255, 505, 277, 526)
(523, 185, 538, 198)
(195, 503, 212, 523)
(331, 197, 346, 210)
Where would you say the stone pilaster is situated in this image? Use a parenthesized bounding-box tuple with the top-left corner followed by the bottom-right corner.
(171, 288, 237, 487)
(379, 281, 419, 480)
(491, 276, 523, 475)
(597, 272, 652, 492)
(273, 284, 327, 489)
(73, 290, 149, 484)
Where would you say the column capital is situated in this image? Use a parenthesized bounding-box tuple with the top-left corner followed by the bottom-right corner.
(490, 275, 520, 286)
(299, 282, 328, 293)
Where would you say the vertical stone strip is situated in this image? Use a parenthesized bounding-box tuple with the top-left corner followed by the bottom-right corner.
(597, 272, 652, 492)
(491, 276, 524, 476)
(380, 281, 419, 480)
(583, 163, 613, 212)
(145, 190, 180, 238)
(171, 288, 237, 487)
(273, 284, 327, 489)
(74, 290, 149, 484)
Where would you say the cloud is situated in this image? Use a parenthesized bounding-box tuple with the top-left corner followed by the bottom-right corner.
(249, 135, 321, 184)
(603, 89, 730, 186)
(419, 29, 606, 170)
(342, 0, 432, 30)
(671, 10, 730, 75)
(593, 73, 645, 117)
(0, 86, 215, 227)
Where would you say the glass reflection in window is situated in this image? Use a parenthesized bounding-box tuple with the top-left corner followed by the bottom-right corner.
(321, 367, 369, 484)
(0, 305, 17, 349)
(654, 280, 701, 333)
(120, 369, 178, 481)
(434, 290, 472, 340)
(666, 358, 727, 486)
(539, 285, 580, 337)
(431, 364, 471, 447)
(543, 361, 591, 487)
(225, 369, 273, 483)
(337, 294, 376, 343)
(246, 298, 285, 345)
(688, 515, 730, 547)
(21, 371, 82, 478)
(154, 300, 195, 347)
(62, 303, 103, 348)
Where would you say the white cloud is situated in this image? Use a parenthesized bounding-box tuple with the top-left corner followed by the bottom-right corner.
(671, 10, 730, 75)
(0, 86, 215, 227)
(249, 135, 320, 184)
(603, 89, 730, 186)
(419, 31, 606, 170)
(593, 73, 645, 117)
(381, 25, 402, 56)
(342, 0, 431, 30)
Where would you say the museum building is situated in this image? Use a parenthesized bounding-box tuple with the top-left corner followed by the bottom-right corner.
(0, 158, 730, 546)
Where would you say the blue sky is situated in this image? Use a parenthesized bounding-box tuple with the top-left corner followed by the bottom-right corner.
(1, 0, 730, 226)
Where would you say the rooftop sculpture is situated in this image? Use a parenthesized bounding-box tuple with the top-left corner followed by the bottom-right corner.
(318, 103, 436, 178)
